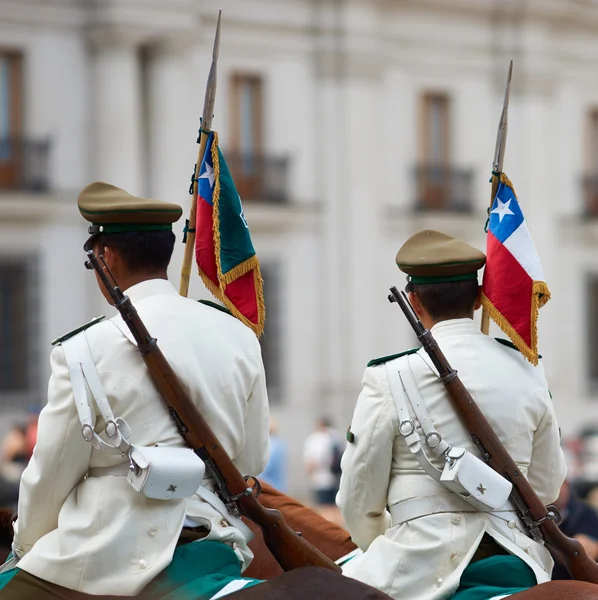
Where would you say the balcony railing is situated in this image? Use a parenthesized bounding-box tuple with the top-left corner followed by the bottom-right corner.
(225, 153, 290, 204)
(0, 138, 51, 192)
(581, 174, 598, 217)
(413, 164, 474, 212)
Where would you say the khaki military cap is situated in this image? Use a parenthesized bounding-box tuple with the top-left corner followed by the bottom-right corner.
(78, 182, 183, 234)
(396, 229, 485, 284)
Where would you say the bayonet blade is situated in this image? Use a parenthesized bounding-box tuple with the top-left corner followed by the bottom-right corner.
(492, 59, 513, 174)
(201, 9, 222, 132)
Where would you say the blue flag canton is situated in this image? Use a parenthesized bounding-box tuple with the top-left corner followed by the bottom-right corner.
(488, 182, 524, 244)
(198, 133, 216, 206)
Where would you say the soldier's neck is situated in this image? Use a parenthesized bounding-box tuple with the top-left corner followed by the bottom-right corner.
(119, 271, 169, 292)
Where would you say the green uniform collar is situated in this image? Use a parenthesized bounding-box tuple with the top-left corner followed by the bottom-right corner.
(409, 272, 478, 285)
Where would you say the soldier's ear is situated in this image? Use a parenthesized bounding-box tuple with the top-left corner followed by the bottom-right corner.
(408, 291, 425, 320)
(102, 246, 119, 272)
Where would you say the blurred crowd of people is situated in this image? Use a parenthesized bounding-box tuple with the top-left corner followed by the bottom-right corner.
(0, 409, 38, 510)
(258, 416, 345, 525)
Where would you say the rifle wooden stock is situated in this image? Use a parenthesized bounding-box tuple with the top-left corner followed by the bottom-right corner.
(87, 251, 340, 573)
(389, 286, 598, 584)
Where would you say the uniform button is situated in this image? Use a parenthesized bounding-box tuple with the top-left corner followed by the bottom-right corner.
(148, 527, 157, 537)
(139, 559, 148, 569)
(508, 520, 517, 529)
(524, 547, 531, 555)
(436, 578, 443, 587)
(220, 519, 230, 528)
(451, 516, 461, 525)
(232, 542, 238, 550)
(450, 552, 457, 560)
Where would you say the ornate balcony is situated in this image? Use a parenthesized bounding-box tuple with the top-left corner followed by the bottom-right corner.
(0, 138, 51, 192)
(413, 164, 475, 212)
(225, 153, 290, 204)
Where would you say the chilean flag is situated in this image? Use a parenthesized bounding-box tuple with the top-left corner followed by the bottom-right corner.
(195, 131, 265, 337)
(481, 176, 550, 365)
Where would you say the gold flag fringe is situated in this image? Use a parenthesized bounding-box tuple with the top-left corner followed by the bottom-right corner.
(197, 131, 266, 337)
(495, 171, 516, 195)
(483, 172, 551, 365)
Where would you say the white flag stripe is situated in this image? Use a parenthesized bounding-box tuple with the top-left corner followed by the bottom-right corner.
(210, 580, 254, 599)
(502, 222, 545, 281)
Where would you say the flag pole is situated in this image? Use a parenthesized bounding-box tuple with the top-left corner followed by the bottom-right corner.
(481, 59, 513, 334)
(179, 10, 222, 297)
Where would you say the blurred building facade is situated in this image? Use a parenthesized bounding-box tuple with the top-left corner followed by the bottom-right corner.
(1, 0, 598, 497)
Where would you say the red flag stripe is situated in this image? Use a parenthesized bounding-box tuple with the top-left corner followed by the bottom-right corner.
(223, 270, 259, 325)
(196, 198, 219, 287)
(483, 231, 533, 347)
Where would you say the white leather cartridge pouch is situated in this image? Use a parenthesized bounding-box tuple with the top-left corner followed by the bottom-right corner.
(440, 447, 512, 510)
(127, 446, 206, 500)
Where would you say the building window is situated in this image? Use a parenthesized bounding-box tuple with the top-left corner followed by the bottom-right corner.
(229, 73, 265, 201)
(0, 257, 37, 394)
(414, 91, 473, 212)
(583, 108, 598, 217)
(0, 50, 22, 188)
(421, 92, 450, 166)
(259, 262, 282, 404)
(588, 275, 598, 384)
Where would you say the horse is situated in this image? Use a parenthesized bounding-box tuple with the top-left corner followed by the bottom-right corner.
(1, 487, 597, 599)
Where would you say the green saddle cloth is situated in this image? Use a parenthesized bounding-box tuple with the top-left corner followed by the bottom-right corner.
(450, 555, 537, 600)
(0, 541, 263, 600)
(137, 540, 262, 600)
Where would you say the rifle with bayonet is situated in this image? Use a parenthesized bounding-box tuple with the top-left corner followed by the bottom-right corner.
(86, 248, 340, 573)
(388, 285, 598, 583)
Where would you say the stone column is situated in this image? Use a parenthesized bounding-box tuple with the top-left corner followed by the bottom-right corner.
(314, 1, 387, 427)
(89, 29, 143, 194)
(145, 35, 199, 292)
(146, 37, 196, 202)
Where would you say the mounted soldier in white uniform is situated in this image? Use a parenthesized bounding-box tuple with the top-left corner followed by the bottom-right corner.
(338, 229, 567, 600)
(0, 182, 270, 598)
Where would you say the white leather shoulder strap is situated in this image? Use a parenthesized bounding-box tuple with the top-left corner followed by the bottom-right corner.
(384, 361, 443, 482)
(402, 354, 451, 458)
(61, 332, 132, 455)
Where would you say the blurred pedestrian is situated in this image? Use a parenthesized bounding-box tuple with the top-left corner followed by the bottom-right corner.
(259, 418, 288, 492)
(303, 417, 344, 523)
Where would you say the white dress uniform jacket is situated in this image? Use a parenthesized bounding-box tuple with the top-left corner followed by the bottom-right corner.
(338, 318, 566, 600)
(13, 279, 270, 596)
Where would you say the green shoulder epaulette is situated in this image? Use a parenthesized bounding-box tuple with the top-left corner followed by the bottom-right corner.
(494, 338, 542, 359)
(198, 299, 232, 316)
(51, 316, 106, 346)
(367, 347, 420, 368)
